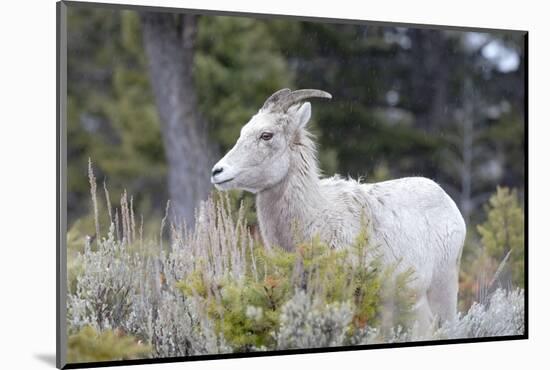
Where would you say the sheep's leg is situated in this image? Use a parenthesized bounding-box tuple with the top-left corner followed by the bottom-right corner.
(411, 293, 434, 338)
(427, 267, 459, 326)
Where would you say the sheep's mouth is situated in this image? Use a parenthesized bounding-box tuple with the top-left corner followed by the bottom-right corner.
(212, 177, 234, 186)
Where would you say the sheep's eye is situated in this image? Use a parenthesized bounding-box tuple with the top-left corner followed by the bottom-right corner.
(260, 132, 273, 141)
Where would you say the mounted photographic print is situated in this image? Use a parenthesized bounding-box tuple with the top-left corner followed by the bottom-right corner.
(56, 1, 527, 368)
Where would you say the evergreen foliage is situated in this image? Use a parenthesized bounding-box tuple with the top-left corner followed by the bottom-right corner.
(458, 186, 525, 310)
(477, 187, 524, 286)
(195, 16, 293, 151)
(67, 326, 151, 363)
(67, 9, 166, 223)
(176, 229, 415, 351)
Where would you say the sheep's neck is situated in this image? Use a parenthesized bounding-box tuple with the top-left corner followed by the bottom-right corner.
(256, 134, 325, 251)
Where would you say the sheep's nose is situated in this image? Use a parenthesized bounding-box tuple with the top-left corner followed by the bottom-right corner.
(212, 166, 224, 177)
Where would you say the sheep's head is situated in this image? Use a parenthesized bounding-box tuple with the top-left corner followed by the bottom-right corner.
(211, 88, 332, 193)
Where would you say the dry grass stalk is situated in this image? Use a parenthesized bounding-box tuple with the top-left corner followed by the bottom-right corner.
(139, 214, 144, 249)
(103, 179, 113, 224)
(130, 196, 136, 244)
(160, 200, 170, 252)
(88, 158, 100, 239)
(488, 249, 513, 289)
(114, 208, 120, 243)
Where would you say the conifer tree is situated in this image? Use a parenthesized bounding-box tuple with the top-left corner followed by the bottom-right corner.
(477, 187, 524, 287)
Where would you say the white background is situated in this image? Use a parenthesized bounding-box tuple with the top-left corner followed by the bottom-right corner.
(0, 0, 546, 368)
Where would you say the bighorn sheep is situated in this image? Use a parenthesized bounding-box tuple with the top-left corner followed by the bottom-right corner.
(211, 88, 466, 328)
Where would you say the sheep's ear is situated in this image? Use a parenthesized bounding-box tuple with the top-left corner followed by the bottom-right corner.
(294, 102, 311, 130)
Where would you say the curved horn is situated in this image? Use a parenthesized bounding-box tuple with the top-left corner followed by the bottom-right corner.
(261, 88, 291, 111)
(279, 89, 332, 112)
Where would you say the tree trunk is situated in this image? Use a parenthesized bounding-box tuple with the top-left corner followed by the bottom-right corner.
(409, 29, 450, 131)
(140, 12, 216, 227)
